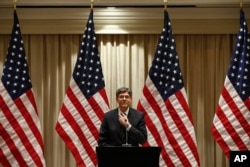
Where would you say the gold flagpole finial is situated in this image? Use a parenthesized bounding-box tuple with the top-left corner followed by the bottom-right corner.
(164, 0, 168, 11)
(13, 0, 17, 10)
(240, 0, 243, 9)
(90, 0, 94, 10)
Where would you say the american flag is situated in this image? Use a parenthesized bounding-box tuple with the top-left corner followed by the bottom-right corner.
(211, 9, 250, 158)
(137, 11, 200, 167)
(0, 10, 46, 167)
(55, 10, 110, 167)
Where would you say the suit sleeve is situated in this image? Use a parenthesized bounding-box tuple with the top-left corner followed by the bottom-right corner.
(128, 111, 147, 145)
(98, 116, 110, 146)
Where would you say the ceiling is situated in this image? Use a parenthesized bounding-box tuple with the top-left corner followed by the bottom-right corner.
(0, 0, 249, 7)
(0, 0, 249, 34)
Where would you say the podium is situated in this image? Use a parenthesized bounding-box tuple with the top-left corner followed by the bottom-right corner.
(96, 146, 161, 167)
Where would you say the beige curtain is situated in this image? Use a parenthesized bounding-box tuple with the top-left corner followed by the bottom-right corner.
(0, 34, 236, 167)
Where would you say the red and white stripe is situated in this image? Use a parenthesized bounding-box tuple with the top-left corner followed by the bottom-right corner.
(56, 79, 109, 167)
(0, 82, 45, 167)
(137, 77, 200, 167)
(212, 76, 250, 158)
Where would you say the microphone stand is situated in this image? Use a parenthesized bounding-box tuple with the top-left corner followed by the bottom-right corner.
(122, 126, 132, 147)
(122, 131, 129, 146)
(122, 112, 131, 147)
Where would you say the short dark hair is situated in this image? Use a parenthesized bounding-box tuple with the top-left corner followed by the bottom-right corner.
(116, 87, 132, 97)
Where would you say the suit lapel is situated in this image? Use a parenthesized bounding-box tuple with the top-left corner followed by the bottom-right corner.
(127, 108, 134, 125)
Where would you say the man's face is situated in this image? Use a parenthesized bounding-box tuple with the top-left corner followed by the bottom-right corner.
(116, 92, 132, 110)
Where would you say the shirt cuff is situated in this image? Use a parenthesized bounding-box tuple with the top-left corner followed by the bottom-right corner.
(126, 124, 131, 131)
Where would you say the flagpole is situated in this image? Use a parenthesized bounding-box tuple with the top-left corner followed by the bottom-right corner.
(90, 0, 94, 11)
(164, 0, 167, 11)
(13, 0, 17, 10)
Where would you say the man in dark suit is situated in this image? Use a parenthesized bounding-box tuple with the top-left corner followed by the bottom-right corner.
(98, 87, 147, 146)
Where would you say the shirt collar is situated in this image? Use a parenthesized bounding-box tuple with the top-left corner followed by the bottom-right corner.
(119, 108, 129, 115)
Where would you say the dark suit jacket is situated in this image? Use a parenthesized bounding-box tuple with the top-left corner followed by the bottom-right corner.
(98, 108, 147, 146)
